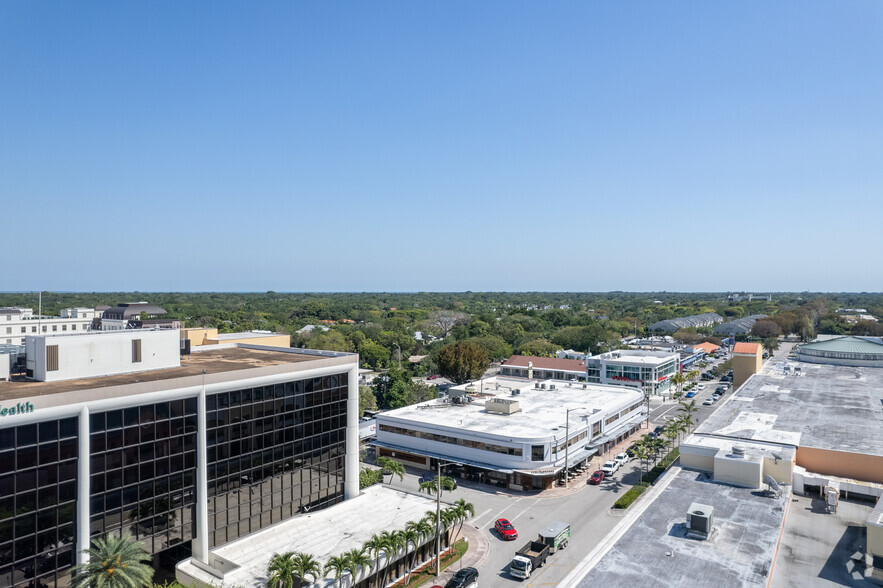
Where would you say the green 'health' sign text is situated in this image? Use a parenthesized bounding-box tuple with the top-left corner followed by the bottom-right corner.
(0, 401, 35, 417)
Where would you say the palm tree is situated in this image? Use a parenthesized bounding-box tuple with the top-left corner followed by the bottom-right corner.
(410, 517, 434, 544)
(375, 456, 406, 484)
(662, 421, 679, 452)
(417, 475, 455, 495)
(687, 369, 700, 385)
(378, 530, 404, 588)
(292, 553, 323, 587)
(267, 552, 298, 588)
(363, 533, 385, 588)
(670, 372, 686, 399)
(325, 554, 350, 588)
(399, 527, 420, 584)
(762, 337, 779, 359)
(448, 499, 474, 548)
(632, 442, 651, 481)
(71, 532, 154, 588)
(678, 399, 699, 432)
(346, 548, 372, 586)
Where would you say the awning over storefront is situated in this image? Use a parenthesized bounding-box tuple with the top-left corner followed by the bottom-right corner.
(513, 465, 564, 477)
(371, 440, 516, 474)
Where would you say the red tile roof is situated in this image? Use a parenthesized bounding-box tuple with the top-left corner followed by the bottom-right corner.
(733, 342, 761, 354)
(694, 342, 720, 354)
(502, 355, 586, 372)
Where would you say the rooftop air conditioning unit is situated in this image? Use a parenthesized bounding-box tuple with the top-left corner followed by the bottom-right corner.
(583, 384, 587, 389)
(686, 502, 714, 538)
(549, 384, 556, 391)
(541, 384, 546, 390)
(535, 383, 540, 389)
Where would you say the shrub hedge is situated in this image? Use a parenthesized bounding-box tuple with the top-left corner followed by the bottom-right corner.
(613, 447, 680, 510)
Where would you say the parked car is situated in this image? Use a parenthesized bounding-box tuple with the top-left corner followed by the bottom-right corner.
(588, 470, 606, 485)
(495, 518, 518, 541)
(711, 393, 721, 401)
(614, 452, 631, 466)
(427, 374, 440, 380)
(625, 444, 638, 458)
(600, 460, 619, 476)
(703, 398, 714, 406)
(420, 472, 458, 490)
(696, 384, 705, 390)
(685, 391, 696, 398)
(650, 425, 664, 438)
(715, 386, 726, 393)
(445, 567, 479, 588)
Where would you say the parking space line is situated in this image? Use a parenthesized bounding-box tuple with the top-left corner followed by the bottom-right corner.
(473, 497, 523, 528)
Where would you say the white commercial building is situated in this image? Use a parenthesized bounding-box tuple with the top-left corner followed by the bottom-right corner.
(0, 307, 98, 345)
(25, 329, 182, 382)
(374, 376, 645, 491)
(585, 349, 679, 397)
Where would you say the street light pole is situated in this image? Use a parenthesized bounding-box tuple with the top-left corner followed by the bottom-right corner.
(435, 459, 442, 577)
(564, 409, 570, 488)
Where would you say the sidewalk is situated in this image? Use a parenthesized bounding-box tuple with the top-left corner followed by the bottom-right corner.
(426, 523, 489, 586)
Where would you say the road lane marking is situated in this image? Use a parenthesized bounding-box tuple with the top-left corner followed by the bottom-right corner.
(468, 508, 492, 526)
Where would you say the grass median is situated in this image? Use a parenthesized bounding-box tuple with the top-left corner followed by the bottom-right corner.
(613, 447, 680, 510)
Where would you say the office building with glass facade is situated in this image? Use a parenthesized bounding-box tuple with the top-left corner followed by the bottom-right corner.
(585, 349, 679, 397)
(0, 342, 359, 587)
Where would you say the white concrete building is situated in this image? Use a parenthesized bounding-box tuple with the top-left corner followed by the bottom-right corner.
(585, 349, 679, 397)
(0, 307, 98, 345)
(25, 329, 182, 382)
(374, 376, 645, 490)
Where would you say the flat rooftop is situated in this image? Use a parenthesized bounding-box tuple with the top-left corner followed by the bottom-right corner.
(579, 467, 790, 588)
(588, 350, 677, 365)
(177, 486, 438, 588)
(0, 346, 355, 402)
(211, 331, 285, 340)
(770, 493, 877, 587)
(696, 358, 883, 457)
(381, 377, 643, 438)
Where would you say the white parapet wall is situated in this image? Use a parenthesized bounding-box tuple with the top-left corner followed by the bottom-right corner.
(25, 329, 181, 381)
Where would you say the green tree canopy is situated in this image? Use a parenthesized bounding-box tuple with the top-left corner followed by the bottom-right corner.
(515, 338, 558, 357)
(551, 324, 612, 355)
(435, 341, 489, 384)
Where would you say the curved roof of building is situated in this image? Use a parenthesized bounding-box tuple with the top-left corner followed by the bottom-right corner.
(713, 314, 768, 335)
(800, 336, 883, 355)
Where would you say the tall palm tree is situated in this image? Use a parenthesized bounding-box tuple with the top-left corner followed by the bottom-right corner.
(662, 421, 679, 452)
(346, 548, 372, 586)
(71, 532, 154, 588)
(375, 456, 406, 483)
(448, 499, 474, 548)
(379, 530, 405, 588)
(363, 533, 385, 588)
(410, 518, 434, 545)
(292, 553, 323, 587)
(399, 527, 420, 585)
(325, 554, 350, 588)
(267, 552, 298, 588)
(632, 442, 651, 481)
(678, 399, 699, 432)
(670, 372, 686, 399)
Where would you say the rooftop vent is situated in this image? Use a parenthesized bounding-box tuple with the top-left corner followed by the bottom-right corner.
(535, 382, 540, 389)
(731, 446, 746, 457)
(540, 383, 546, 390)
(686, 502, 714, 539)
(549, 384, 556, 391)
(582, 384, 587, 389)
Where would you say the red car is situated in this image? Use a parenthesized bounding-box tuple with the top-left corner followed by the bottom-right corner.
(494, 518, 518, 540)
(427, 374, 440, 380)
(588, 470, 606, 485)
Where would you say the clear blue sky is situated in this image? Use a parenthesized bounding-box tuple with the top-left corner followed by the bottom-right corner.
(2, 2, 881, 292)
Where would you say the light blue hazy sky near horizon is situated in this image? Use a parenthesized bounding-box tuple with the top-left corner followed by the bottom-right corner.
(1, 2, 881, 293)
